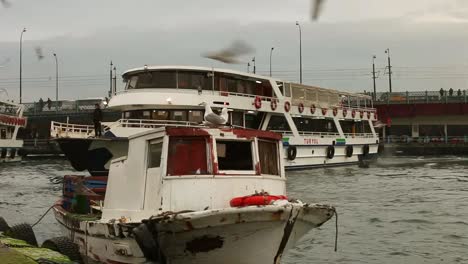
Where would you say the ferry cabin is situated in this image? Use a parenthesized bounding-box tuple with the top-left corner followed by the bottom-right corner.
(0, 101, 26, 162)
(106, 66, 379, 169)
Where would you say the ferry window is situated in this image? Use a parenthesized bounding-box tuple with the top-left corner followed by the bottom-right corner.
(284, 83, 291, 97)
(152, 110, 169, 120)
(188, 110, 203, 123)
(170, 111, 188, 121)
(267, 115, 291, 132)
(230, 111, 244, 127)
(136, 71, 176, 89)
(148, 142, 163, 168)
(245, 112, 264, 130)
(217, 140, 253, 171)
(276, 82, 284, 96)
(178, 71, 212, 90)
(142, 111, 151, 119)
(167, 137, 208, 176)
(258, 140, 279, 175)
(293, 117, 338, 133)
(127, 76, 138, 90)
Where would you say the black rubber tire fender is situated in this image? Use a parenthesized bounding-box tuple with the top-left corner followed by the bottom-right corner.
(345, 145, 353, 158)
(42, 236, 82, 263)
(7, 223, 38, 246)
(362, 144, 370, 156)
(287, 146, 297, 160)
(326, 146, 335, 159)
(0, 216, 10, 232)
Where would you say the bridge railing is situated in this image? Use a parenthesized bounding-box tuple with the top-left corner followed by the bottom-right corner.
(384, 135, 468, 144)
(374, 90, 468, 104)
(24, 99, 105, 115)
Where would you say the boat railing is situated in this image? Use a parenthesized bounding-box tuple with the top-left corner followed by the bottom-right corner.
(50, 121, 95, 138)
(273, 130, 341, 138)
(116, 118, 203, 128)
(343, 133, 375, 138)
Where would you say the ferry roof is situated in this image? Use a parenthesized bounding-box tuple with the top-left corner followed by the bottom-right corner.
(122, 65, 371, 99)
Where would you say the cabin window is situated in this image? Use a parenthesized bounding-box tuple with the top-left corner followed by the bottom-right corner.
(267, 115, 291, 132)
(284, 83, 291, 97)
(217, 140, 253, 171)
(148, 142, 163, 168)
(135, 71, 177, 89)
(167, 137, 209, 176)
(258, 140, 279, 175)
(230, 111, 244, 127)
(245, 112, 264, 129)
(177, 71, 212, 90)
(127, 76, 138, 90)
(293, 117, 338, 133)
(170, 111, 188, 121)
(152, 110, 169, 120)
(188, 110, 203, 123)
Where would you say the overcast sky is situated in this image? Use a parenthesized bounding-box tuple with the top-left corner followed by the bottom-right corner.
(1, 0, 468, 102)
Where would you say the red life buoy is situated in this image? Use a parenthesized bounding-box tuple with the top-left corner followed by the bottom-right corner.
(298, 103, 304, 113)
(271, 99, 278, 111)
(352, 110, 356, 118)
(254, 96, 262, 109)
(342, 108, 348, 117)
(230, 194, 288, 207)
(311, 104, 316, 114)
(284, 101, 291, 112)
(322, 108, 328, 116)
(333, 108, 338, 116)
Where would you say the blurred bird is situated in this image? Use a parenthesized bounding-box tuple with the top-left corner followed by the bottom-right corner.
(0, 0, 11, 8)
(311, 0, 325, 20)
(203, 40, 254, 64)
(35, 46, 44, 60)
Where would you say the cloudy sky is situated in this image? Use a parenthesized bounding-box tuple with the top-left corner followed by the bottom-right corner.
(1, 0, 468, 102)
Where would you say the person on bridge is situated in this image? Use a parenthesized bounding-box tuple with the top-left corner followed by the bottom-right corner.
(93, 104, 103, 137)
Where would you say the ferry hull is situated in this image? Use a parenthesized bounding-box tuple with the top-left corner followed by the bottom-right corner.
(53, 203, 335, 264)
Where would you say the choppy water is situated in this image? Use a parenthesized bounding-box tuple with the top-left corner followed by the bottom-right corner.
(1, 156, 468, 263)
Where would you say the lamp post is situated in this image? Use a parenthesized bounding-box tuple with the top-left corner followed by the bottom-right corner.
(385, 48, 392, 93)
(372, 55, 377, 100)
(252, 57, 256, 74)
(295, 21, 302, 84)
(53, 53, 58, 112)
(19, 27, 26, 103)
(269, 47, 274, 77)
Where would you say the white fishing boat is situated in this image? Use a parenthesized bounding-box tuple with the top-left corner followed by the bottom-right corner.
(51, 66, 380, 175)
(52, 126, 335, 264)
(0, 99, 27, 162)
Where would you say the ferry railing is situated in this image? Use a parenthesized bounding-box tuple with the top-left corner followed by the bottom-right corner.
(218, 91, 277, 102)
(116, 119, 202, 128)
(50, 121, 94, 138)
(343, 133, 375, 138)
(273, 130, 341, 138)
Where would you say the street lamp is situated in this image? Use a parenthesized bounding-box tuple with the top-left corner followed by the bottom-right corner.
(269, 47, 275, 77)
(385, 48, 392, 93)
(252, 57, 256, 74)
(372, 55, 377, 100)
(295, 21, 302, 84)
(53, 53, 58, 112)
(19, 27, 26, 104)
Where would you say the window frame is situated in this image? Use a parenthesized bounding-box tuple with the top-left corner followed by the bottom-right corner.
(214, 138, 256, 175)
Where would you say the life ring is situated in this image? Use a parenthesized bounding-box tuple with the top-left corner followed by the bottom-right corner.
(284, 101, 291, 112)
(352, 110, 356, 118)
(311, 104, 316, 114)
(345, 145, 353, 157)
(326, 145, 335, 159)
(287, 145, 297, 160)
(342, 108, 348, 118)
(333, 108, 338, 117)
(298, 103, 304, 113)
(230, 194, 288, 207)
(271, 100, 278, 111)
(322, 108, 328, 116)
(362, 144, 370, 156)
(254, 96, 262, 109)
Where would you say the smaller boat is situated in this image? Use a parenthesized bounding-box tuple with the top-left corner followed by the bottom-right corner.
(53, 126, 335, 264)
(0, 99, 27, 162)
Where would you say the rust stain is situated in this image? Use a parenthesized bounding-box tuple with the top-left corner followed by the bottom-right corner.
(271, 210, 284, 221)
(185, 235, 224, 254)
(219, 217, 226, 223)
(255, 162, 261, 175)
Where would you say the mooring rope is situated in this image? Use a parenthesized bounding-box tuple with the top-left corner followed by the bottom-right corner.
(31, 205, 55, 227)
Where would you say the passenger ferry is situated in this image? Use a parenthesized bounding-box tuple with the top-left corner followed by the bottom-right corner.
(0, 99, 26, 162)
(51, 66, 379, 174)
(52, 126, 336, 264)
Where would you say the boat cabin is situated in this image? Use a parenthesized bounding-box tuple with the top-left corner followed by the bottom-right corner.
(87, 127, 287, 221)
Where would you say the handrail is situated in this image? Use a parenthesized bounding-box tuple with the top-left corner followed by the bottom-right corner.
(343, 133, 375, 138)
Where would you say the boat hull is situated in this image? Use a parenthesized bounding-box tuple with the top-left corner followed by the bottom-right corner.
(53, 202, 335, 264)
